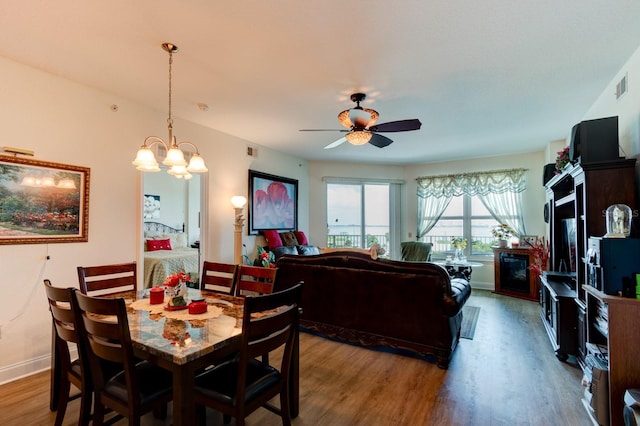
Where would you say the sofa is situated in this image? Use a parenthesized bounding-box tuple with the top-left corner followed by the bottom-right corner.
(274, 251, 472, 368)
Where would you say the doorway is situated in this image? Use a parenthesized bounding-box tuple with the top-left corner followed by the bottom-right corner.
(141, 170, 204, 287)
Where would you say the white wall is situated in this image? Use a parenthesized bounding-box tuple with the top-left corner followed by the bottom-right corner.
(583, 44, 640, 163)
(0, 56, 308, 383)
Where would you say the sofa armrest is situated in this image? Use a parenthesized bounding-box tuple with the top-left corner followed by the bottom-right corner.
(450, 277, 472, 313)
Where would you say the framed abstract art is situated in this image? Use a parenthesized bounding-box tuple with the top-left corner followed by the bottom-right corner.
(248, 170, 297, 235)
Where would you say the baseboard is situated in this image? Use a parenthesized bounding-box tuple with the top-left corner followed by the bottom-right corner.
(0, 347, 77, 386)
(470, 281, 494, 291)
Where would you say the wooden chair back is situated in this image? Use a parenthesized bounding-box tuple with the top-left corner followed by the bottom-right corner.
(72, 289, 173, 423)
(200, 261, 237, 294)
(77, 262, 137, 295)
(235, 265, 277, 296)
(43, 279, 91, 426)
(193, 283, 303, 424)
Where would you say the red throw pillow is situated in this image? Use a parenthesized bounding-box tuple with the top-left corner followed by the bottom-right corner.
(263, 230, 283, 249)
(147, 238, 172, 251)
(294, 231, 309, 246)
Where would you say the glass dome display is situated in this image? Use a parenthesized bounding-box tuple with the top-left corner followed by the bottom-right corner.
(605, 204, 632, 238)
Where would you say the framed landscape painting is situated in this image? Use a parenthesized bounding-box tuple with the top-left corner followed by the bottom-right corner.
(0, 155, 90, 245)
(248, 170, 298, 235)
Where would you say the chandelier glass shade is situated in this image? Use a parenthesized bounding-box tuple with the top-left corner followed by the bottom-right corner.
(132, 43, 208, 179)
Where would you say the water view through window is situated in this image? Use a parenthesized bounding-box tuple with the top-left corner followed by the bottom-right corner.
(327, 183, 390, 253)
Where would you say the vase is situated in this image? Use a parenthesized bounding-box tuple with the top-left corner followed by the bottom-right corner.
(498, 240, 507, 248)
(165, 281, 187, 299)
(454, 247, 464, 261)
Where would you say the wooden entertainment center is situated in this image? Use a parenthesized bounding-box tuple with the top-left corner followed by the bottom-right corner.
(543, 158, 638, 426)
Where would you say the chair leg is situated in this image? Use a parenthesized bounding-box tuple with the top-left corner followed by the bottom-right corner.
(223, 414, 232, 424)
(93, 399, 106, 426)
(280, 389, 292, 426)
(78, 386, 92, 426)
(53, 376, 71, 426)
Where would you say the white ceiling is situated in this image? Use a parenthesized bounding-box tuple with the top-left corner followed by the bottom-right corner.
(2, 1, 640, 165)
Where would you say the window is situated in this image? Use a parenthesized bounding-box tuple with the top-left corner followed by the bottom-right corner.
(326, 180, 401, 257)
(423, 194, 500, 257)
(416, 168, 527, 259)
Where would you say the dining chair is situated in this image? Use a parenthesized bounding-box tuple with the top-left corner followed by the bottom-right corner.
(200, 261, 238, 294)
(44, 279, 92, 426)
(77, 262, 137, 296)
(72, 289, 173, 426)
(235, 264, 277, 296)
(194, 282, 303, 426)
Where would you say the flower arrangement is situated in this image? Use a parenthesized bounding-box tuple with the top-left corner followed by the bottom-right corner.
(528, 238, 550, 279)
(163, 271, 189, 305)
(451, 237, 467, 250)
(254, 246, 276, 268)
(555, 146, 570, 174)
(163, 271, 190, 287)
(491, 223, 515, 241)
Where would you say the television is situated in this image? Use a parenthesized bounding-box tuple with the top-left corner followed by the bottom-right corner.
(569, 116, 620, 164)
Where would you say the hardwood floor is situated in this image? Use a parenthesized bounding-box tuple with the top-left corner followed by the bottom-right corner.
(0, 290, 591, 425)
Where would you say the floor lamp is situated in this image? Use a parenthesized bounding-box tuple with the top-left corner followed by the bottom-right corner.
(231, 196, 247, 265)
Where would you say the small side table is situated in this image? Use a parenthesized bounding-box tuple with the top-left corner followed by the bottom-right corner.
(433, 261, 483, 281)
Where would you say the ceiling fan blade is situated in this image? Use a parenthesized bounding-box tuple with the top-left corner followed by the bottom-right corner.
(369, 119, 422, 133)
(324, 137, 347, 150)
(368, 133, 393, 148)
(299, 129, 347, 132)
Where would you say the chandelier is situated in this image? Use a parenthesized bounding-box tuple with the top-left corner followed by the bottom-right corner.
(132, 43, 208, 179)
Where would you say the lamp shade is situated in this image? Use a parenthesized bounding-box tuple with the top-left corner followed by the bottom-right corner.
(345, 131, 372, 145)
(231, 195, 247, 208)
(186, 153, 208, 173)
(163, 147, 187, 167)
(132, 147, 161, 171)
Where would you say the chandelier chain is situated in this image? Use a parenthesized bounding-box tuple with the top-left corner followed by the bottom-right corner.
(167, 49, 173, 126)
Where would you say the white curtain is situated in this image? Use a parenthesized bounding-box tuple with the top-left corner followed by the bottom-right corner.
(416, 168, 527, 236)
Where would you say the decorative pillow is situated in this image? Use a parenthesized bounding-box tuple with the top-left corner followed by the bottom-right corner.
(272, 245, 299, 260)
(147, 238, 172, 251)
(263, 229, 283, 249)
(158, 232, 187, 249)
(297, 245, 320, 255)
(294, 231, 309, 246)
(279, 231, 299, 247)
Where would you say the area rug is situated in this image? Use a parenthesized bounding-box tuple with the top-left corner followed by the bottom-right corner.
(461, 305, 480, 340)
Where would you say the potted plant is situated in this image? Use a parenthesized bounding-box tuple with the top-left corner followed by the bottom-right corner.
(491, 223, 515, 247)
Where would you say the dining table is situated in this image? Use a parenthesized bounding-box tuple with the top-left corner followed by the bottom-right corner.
(112, 287, 299, 425)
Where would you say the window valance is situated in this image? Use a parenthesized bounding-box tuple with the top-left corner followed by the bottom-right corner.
(416, 168, 527, 198)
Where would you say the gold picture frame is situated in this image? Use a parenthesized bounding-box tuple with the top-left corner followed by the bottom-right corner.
(0, 155, 90, 245)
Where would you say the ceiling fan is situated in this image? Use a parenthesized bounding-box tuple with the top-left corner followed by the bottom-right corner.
(300, 93, 422, 149)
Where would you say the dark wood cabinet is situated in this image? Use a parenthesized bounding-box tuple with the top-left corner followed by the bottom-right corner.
(544, 159, 637, 366)
(492, 247, 538, 301)
(544, 159, 638, 426)
(539, 273, 577, 361)
(583, 286, 640, 426)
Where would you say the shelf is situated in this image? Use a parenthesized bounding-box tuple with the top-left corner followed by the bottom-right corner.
(555, 193, 576, 207)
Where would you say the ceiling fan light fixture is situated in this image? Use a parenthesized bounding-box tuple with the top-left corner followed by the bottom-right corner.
(337, 109, 352, 128)
(346, 130, 372, 145)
